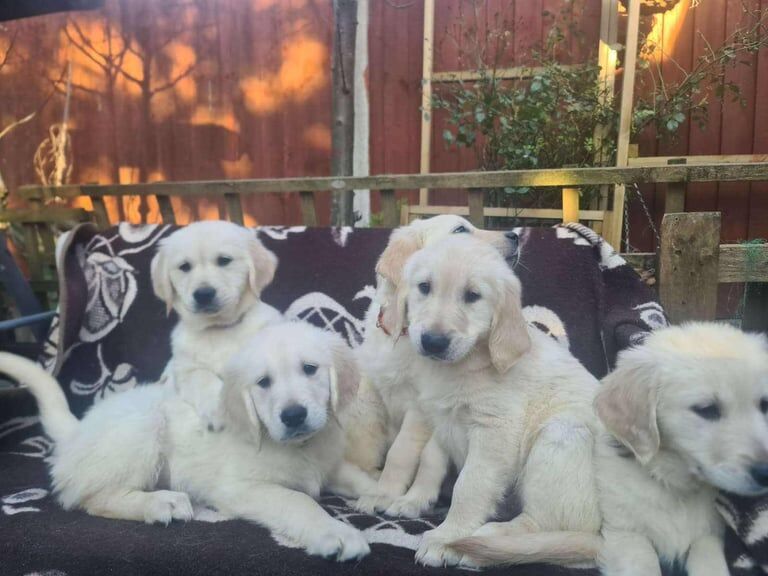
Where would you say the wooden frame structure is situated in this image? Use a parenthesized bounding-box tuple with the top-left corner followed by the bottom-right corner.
(4, 161, 768, 327)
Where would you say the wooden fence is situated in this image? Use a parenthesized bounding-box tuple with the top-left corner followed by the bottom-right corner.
(4, 162, 768, 326)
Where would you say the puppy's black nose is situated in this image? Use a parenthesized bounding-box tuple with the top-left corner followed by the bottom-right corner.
(750, 463, 768, 487)
(421, 332, 451, 356)
(280, 404, 308, 429)
(193, 286, 217, 306)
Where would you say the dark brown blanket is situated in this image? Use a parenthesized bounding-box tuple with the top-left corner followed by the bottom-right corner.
(0, 223, 760, 575)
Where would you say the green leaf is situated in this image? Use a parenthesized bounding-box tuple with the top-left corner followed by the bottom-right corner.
(666, 119, 679, 132)
(530, 80, 543, 93)
(442, 129, 454, 143)
(673, 112, 686, 123)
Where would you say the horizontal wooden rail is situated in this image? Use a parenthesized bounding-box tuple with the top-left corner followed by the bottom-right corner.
(18, 163, 768, 200)
(0, 207, 88, 223)
(406, 205, 606, 221)
(628, 154, 768, 168)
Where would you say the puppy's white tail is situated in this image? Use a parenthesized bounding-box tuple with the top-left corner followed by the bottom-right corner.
(0, 352, 77, 443)
(451, 531, 601, 567)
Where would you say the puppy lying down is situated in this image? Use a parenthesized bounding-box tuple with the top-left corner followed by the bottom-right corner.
(0, 322, 375, 562)
(459, 323, 768, 576)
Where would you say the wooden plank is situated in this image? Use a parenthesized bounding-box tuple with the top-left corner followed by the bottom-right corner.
(21, 225, 41, 281)
(0, 207, 88, 223)
(223, 193, 244, 225)
(17, 163, 768, 200)
(659, 212, 721, 323)
(400, 203, 410, 225)
(90, 196, 111, 229)
(157, 195, 176, 224)
(299, 191, 317, 226)
(562, 188, 580, 223)
(380, 189, 398, 228)
(408, 205, 606, 221)
(629, 155, 768, 167)
(431, 65, 578, 83)
(742, 283, 768, 332)
(665, 158, 687, 213)
(605, 0, 641, 250)
(468, 189, 484, 228)
(718, 244, 768, 283)
(418, 0, 435, 206)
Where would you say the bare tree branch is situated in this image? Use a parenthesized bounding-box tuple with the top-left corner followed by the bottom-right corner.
(0, 29, 19, 72)
(150, 63, 195, 94)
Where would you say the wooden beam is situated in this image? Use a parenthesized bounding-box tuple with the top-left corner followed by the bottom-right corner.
(0, 207, 88, 223)
(419, 0, 435, 206)
(380, 189, 398, 228)
(407, 205, 606, 221)
(665, 159, 687, 213)
(89, 197, 110, 229)
(562, 188, 580, 223)
(659, 212, 720, 323)
(299, 191, 317, 226)
(431, 65, 578, 83)
(468, 189, 484, 227)
(157, 195, 176, 224)
(605, 0, 641, 250)
(719, 243, 768, 283)
(223, 193, 244, 225)
(629, 154, 768, 167)
(17, 163, 768, 200)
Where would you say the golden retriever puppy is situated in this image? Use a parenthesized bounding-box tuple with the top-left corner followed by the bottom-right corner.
(593, 323, 768, 576)
(151, 221, 282, 431)
(388, 235, 602, 567)
(0, 322, 374, 561)
(347, 215, 519, 517)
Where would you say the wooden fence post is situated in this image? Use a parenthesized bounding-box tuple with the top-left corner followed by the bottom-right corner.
(665, 158, 687, 213)
(157, 195, 176, 224)
(300, 191, 318, 226)
(223, 193, 244, 225)
(468, 188, 484, 228)
(562, 188, 580, 223)
(380, 189, 398, 228)
(659, 212, 721, 323)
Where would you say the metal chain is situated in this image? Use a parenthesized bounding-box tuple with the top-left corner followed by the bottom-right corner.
(623, 183, 661, 252)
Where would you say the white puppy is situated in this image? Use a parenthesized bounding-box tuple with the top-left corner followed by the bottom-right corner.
(390, 235, 602, 567)
(593, 323, 768, 576)
(0, 322, 374, 561)
(151, 220, 282, 430)
(348, 215, 519, 517)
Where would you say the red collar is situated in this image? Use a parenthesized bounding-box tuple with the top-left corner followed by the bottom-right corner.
(377, 308, 408, 337)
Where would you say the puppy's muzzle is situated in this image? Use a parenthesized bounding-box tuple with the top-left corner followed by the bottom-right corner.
(750, 463, 768, 488)
(193, 286, 219, 313)
(421, 332, 451, 359)
(280, 404, 308, 429)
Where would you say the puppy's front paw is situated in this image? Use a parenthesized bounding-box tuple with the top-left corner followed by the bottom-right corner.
(354, 493, 397, 515)
(384, 493, 435, 519)
(415, 527, 464, 567)
(144, 490, 193, 525)
(305, 521, 370, 562)
(198, 402, 226, 432)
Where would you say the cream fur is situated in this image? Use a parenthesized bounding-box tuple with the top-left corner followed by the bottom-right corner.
(0, 322, 374, 562)
(346, 215, 517, 516)
(151, 221, 282, 430)
(391, 235, 602, 568)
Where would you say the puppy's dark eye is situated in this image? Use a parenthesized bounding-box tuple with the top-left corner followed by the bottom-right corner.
(464, 290, 481, 303)
(760, 398, 768, 414)
(256, 375, 271, 389)
(691, 403, 721, 421)
(178, 262, 192, 273)
(217, 255, 233, 267)
(418, 282, 431, 295)
(452, 225, 470, 234)
(303, 363, 318, 376)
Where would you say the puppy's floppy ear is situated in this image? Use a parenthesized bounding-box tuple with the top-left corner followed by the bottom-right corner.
(380, 278, 409, 340)
(248, 231, 278, 296)
(376, 226, 422, 286)
(489, 271, 531, 373)
(151, 242, 174, 315)
(595, 350, 660, 465)
(328, 334, 361, 415)
(221, 361, 263, 450)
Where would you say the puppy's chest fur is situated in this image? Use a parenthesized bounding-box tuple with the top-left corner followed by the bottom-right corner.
(172, 304, 281, 373)
(596, 435, 723, 561)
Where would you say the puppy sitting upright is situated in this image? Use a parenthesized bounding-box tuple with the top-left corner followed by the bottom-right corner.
(151, 221, 281, 430)
(0, 322, 373, 561)
(594, 323, 768, 576)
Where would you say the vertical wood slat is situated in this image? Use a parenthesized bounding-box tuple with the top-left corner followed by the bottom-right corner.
(380, 189, 398, 228)
(89, 195, 111, 229)
(562, 188, 580, 223)
(468, 188, 484, 228)
(157, 195, 176, 224)
(224, 193, 244, 225)
(300, 191, 317, 226)
(665, 159, 687, 213)
(418, 0, 435, 207)
(659, 212, 721, 323)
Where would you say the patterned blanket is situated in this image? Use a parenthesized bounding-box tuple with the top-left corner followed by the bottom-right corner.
(0, 223, 762, 576)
